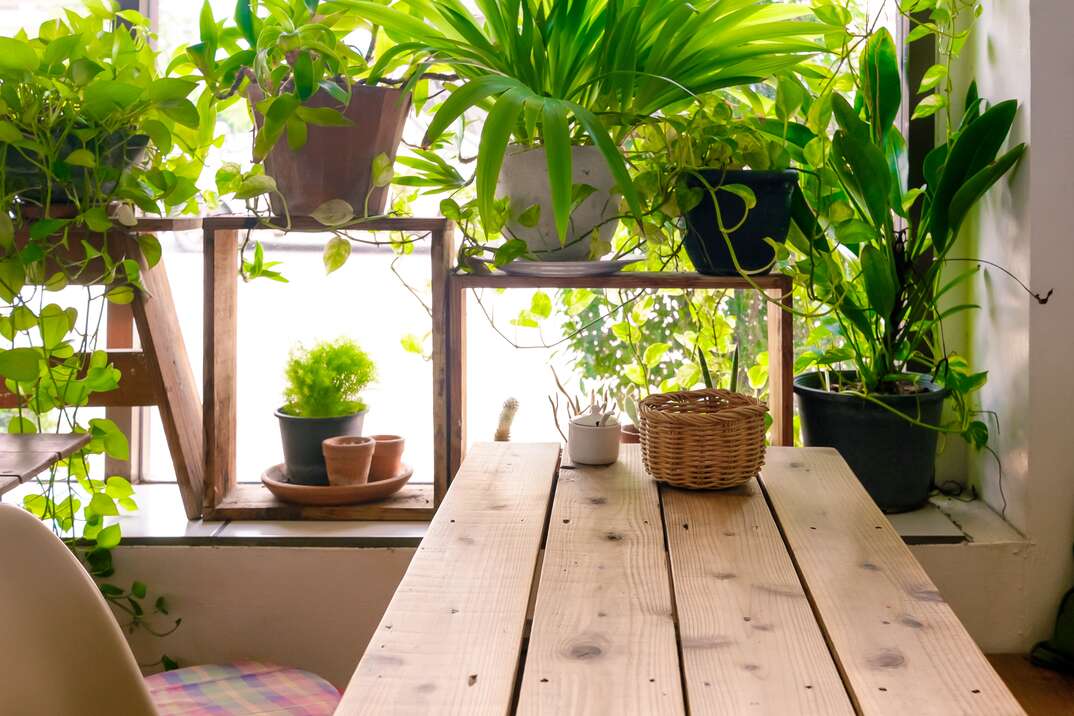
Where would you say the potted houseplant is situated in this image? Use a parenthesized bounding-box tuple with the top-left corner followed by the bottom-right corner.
(190, 0, 415, 216)
(630, 97, 799, 275)
(781, 29, 1027, 511)
(277, 338, 376, 485)
(358, 0, 829, 261)
(550, 370, 620, 466)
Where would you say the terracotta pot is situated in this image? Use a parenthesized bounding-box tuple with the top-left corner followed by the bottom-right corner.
(369, 434, 405, 481)
(249, 85, 411, 216)
(620, 423, 641, 444)
(322, 435, 376, 487)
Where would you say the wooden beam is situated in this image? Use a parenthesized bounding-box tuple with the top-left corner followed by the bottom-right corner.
(0, 350, 155, 409)
(201, 215, 449, 233)
(338, 442, 560, 714)
(767, 285, 795, 446)
(207, 482, 434, 521)
(451, 271, 792, 291)
(517, 446, 684, 715)
(662, 478, 852, 714)
(203, 229, 238, 515)
(128, 236, 205, 521)
(760, 448, 1025, 716)
(431, 223, 451, 505)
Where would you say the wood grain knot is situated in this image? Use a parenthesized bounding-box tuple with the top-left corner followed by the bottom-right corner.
(589, 496, 607, 505)
(416, 682, 436, 694)
(568, 643, 604, 660)
(605, 531, 624, 541)
(910, 587, 944, 603)
(682, 636, 734, 650)
(742, 663, 761, 672)
(867, 648, 906, 670)
(711, 572, 737, 580)
(898, 614, 924, 629)
(467, 674, 478, 686)
(861, 561, 881, 571)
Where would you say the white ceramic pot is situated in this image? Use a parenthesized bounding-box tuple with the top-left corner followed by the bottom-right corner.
(498, 145, 620, 261)
(568, 420, 621, 466)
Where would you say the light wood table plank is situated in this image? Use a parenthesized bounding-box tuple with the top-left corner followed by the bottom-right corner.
(338, 442, 560, 715)
(662, 477, 853, 715)
(760, 447, 1025, 716)
(516, 447, 684, 715)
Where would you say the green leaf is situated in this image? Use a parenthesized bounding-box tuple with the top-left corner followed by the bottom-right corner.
(0, 259, 25, 301)
(105, 286, 135, 305)
(38, 303, 72, 349)
(157, 99, 200, 129)
(530, 290, 551, 319)
(948, 143, 1027, 241)
(292, 51, 315, 101)
(476, 88, 527, 231)
(90, 418, 129, 460)
(65, 148, 96, 168)
(0, 212, 13, 251)
(131, 580, 147, 599)
(423, 75, 517, 145)
(81, 207, 112, 233)
(0, 120, 22, 143)
(0, 347, 39, 382)
(233, 174, 277, 200)
(235, 0, 258, 46)
(295, 106, 352, 127)
(720, 184, 757, 210)
(860, 29, 901, 135)
(323, 236, 351, 273)
(911, 93, 946, 119)
(919, 64, 948, 94)
(541, 99, 572, 243)
(643, 342, 670, 369)
(8, 417, 36, 434)
(516, 204, 540, 228)
(0, 37, 38, 72)
(493, 239, 528, 266)
(832, 130, 891, 227)
(861, 245, 897, 318)
(96, 523, 122, 549)
(834, 219, 876, 245)
(311, 199, 354, 227)
(89, 491, 119, 517)
(143, 119, 173, 155)
(371, 153, 394, 188)
(199, 0, 219, 50)
(148, 78, 198, 102)
(137, 234, 163, 269)
(29, 218, 67, 241)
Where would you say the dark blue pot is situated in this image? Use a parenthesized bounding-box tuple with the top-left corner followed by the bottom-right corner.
(682, 169, 797, 276)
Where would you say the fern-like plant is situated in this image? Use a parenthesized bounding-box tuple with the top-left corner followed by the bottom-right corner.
(282, 339, 376, 418)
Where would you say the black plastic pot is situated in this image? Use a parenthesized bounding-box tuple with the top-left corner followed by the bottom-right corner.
(793, 371, 947, 513)
(7, 131, 149, 204)
(275, 408, 366, 486)
(682, 169, 797, 276)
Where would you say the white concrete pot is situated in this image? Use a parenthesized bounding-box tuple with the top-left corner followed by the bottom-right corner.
(568, 420, 621, 466)
(498, 144, 620, 261)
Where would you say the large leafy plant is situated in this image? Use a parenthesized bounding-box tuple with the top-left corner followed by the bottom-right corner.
(357, 0, 830, 242)
(188, 0, 416, 164)
(783, 26, 1026, 445)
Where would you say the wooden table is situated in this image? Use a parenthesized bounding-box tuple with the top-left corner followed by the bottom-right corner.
(0, 433, 91, 498)
(338, 443, 1024, 715)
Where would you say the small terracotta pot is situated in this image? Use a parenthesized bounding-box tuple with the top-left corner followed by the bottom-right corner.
(620, 424, 641, 444)
(369, 434, 405, 481)
(322, 435, 376, 487)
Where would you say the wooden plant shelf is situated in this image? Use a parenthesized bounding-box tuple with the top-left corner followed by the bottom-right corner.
(4, 218, 206, 519)
(439, 265, 795, 488)
(200, 216, 452, 522)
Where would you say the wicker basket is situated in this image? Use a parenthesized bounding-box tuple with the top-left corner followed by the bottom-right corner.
(639, 389, 768, 489)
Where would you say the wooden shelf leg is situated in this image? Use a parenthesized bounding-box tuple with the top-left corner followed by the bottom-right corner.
(767, 282, 794, 447)
(105, 302, 149, 480)
(431, 223, 465, 507)
(203, 229, 238, 518)
(128, 236, 205, 519)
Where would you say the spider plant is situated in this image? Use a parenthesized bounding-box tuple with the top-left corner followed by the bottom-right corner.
(347, 0, 833, 242)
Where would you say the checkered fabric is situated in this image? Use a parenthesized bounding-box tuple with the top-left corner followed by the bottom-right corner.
(145, 661, 340, 715)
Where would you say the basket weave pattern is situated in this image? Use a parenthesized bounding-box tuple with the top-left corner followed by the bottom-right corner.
(639, 389, 768, 489)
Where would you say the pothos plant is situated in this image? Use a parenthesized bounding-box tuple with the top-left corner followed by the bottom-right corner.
(0, 1, 214, 655)
(183, 0, 429, 279)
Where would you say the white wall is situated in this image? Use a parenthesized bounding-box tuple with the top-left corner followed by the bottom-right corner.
(953, 0, 1074, 649)
(114, 546, 413, 689)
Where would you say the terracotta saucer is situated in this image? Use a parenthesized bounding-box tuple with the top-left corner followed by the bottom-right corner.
(261, 464, 414, 506)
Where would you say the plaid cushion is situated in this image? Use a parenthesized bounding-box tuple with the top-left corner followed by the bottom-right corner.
(145, 661, 340, 716)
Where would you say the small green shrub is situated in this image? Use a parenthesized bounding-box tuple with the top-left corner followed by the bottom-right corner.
(282, 339, 376, 418)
